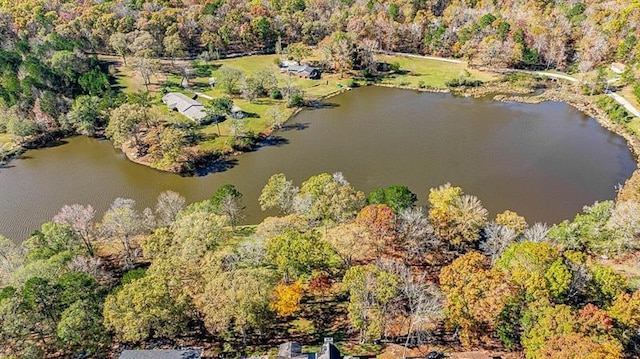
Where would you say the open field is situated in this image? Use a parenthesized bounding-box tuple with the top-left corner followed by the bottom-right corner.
(375, 54, 495, 88)
(105, 53, 488, 154)
(105, 53, 359, 153)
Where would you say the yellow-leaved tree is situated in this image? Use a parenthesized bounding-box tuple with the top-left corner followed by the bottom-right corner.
(270, 281, 304, 317)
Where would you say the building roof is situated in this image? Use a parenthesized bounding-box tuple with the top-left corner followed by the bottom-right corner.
(317, 343, 341, 359)
(278, 341, 303, 358)
(118, 349, 202, 359)
(286, 64, 318, 75)
(611, 62, 626, 74)
(162, 92, 208, 122)
(281, 60, 299, 68)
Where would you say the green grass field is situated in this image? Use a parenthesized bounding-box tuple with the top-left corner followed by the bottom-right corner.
(105, 53, 492, 154)
(375, 54, 495, 88)
(163, 54, 353, 152)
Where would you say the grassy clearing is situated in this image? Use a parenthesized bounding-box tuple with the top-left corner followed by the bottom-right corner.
(627, 118, 640, 135)
(0, 133, 13, 146)
(104, 53, 491, 154)
(163, 54, 353, 152)
(375, 54, 495, 88)
(621, 85, 640, 112)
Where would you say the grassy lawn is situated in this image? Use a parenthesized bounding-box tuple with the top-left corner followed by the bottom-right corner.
(169, 54, 355, 152)
(375, 54, 495, 88)
(621, 85, 640, 111)
(0, 133, 13, 146)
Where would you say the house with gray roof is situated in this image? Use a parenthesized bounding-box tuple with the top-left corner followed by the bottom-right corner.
(162, 92, 209, 124)
(118, 349, 202, 359)
(281, 64, 321, 79)
(263, 340, 340, 359)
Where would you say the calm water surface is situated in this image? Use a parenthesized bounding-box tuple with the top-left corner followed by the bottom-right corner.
(0, 87, 636, 240)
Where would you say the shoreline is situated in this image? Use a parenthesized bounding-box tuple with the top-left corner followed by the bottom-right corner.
(4, 64, 640, 202)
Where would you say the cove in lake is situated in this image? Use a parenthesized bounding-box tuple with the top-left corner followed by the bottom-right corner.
(0, 86, 636, 240)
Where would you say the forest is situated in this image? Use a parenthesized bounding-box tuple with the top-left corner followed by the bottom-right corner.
(1, 0, 640, 172)
(1, 172, 640, 358)
(1, 0, 640, 357)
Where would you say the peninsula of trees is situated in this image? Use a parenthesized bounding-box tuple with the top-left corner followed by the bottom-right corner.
(1, 0, 640, 174)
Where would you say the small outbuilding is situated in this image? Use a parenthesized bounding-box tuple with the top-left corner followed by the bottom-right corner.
(231, 104, 245, 119)
(611, 62, 627, 74)
(118, 349, 202, 359)
(271, 340, 341, 359)
(278, 341, 304, 358)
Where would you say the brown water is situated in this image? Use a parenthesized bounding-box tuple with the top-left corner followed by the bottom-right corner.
(0, 87, 636, 240)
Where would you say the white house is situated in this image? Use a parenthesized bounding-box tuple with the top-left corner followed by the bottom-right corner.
(162, 92, 208, 123)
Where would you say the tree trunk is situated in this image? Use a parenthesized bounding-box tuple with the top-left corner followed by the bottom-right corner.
(403, 317, 415, 359)
(82, 236, 94, 257)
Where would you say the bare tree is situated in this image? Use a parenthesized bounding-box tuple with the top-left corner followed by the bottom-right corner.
(235, 238, 267, 267)
(101, 198, 145, 268)
(397, 207, 439, 262)
(605, 201, 640, 254)
(356, 38, 378, 74)
(480, 222, 517, 264)
(381, 261, 443, 356)
(567, 261, 592, 303)
(0, 235, 23, 285)
(52, 204, 97, 256)
(155, 190, 186, 227)
(523, 222, 550, 242)
(67, 255, 112, 285)
(218, 193, 246, 227)
(131, 57, 159, 91)
(265, 105, 286, 130)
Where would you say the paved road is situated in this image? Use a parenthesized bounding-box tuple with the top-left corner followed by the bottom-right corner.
(499, 69, 640, 118)
(184, 86, 213, 100)
(498, 68, 578, 83)
(375, 50, 465, 64)
(608, 91, 640, 118)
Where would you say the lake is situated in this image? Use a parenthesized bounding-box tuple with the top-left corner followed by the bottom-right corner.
(0, 86, 636, 240)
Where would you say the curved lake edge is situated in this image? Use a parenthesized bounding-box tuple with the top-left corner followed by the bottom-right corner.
(373, 81, 640, 202)
(1, 86, 637, 240)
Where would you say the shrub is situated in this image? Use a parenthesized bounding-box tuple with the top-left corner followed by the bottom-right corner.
(121, 268, 146, 285)
(271, 88, 283, 100)
(286, 93, 305, 108)
(633, 83, 640, 103)
(445, 78, 484, 87)
(596, 97, 633, 125)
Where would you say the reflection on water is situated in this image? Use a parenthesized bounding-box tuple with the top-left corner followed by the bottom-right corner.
(0, 87, 635, 240)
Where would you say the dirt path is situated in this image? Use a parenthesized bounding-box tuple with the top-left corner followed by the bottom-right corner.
(499, 68, 640, 118)
(374, 50, 465, 64)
